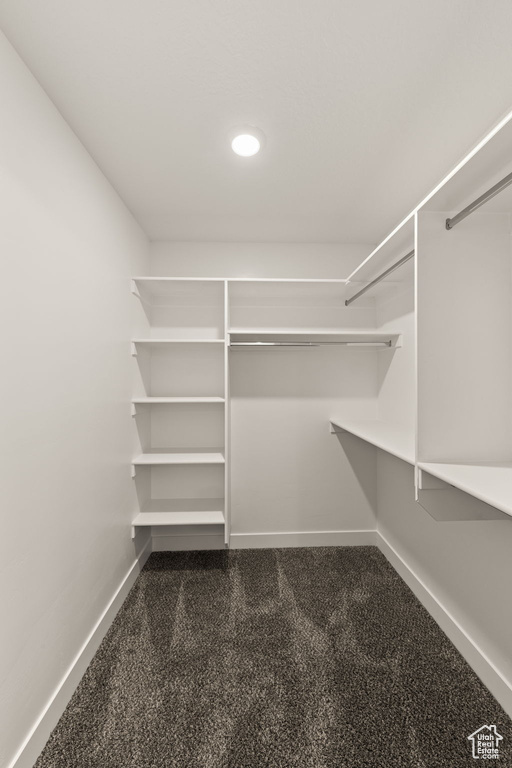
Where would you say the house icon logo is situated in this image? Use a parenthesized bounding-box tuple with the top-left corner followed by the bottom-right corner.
(468, 725, 503, 759)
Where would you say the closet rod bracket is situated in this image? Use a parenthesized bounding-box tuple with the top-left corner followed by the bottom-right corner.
(329, 422, 347, 435)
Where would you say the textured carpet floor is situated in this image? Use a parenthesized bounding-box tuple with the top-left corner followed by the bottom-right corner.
(35, 547, 511, 767)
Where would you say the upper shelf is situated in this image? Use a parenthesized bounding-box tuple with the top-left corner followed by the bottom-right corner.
(229, 329, 401, 347)
(132, 397, 225, 404)
(417, 461, 512, 518)
(330, 419, 415, 464)
(132, 338, 224, 346)
(132, 278, 224, 307)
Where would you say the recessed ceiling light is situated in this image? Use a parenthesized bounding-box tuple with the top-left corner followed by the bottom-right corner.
(232, 134, 260, 156)
(230, 126, 265, 157)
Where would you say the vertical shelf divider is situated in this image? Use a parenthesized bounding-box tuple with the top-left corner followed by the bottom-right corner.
(224, 280, 230, 547)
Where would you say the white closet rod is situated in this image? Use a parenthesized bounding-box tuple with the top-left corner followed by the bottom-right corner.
(446, 170, 512, 229)
(344, 250, 415, 307)
(230, 341, 392, 347)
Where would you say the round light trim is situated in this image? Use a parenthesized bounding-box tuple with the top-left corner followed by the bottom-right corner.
(231, 133, 261, 157)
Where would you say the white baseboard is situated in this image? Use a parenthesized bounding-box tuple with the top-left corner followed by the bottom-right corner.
(230, 529, 377, 549)
(8, 538, 152, 768)
(377, 532, 512, 718)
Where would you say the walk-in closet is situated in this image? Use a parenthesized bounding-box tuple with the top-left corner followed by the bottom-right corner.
(2, 3, 512, 767)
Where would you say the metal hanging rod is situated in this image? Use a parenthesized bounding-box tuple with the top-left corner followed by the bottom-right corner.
(230, 341, 392, 347)
(446, 170, 512, 230)
(344, 249, 415, 307)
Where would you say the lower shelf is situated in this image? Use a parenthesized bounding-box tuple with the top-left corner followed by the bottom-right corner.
(418, 461, 512, 519)
(132, 498, 225, 536)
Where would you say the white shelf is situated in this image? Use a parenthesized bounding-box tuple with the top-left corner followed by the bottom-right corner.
(133, 499, 224, 527)
(132, 397, 225, 404)
(229, 329, 401, 346)
(133, 276, 225, 282)
(132, 338, 224, 344)
(133, 448, 225, 465)
(417, 461, 512, 518)
(330, 419, 415, 465)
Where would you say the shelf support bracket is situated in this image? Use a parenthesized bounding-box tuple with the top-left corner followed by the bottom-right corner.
(329, 422, 347, 435)
(131, 465, 136, 478)
(131, 403, 137, 417)
(131, 342, 137, 357)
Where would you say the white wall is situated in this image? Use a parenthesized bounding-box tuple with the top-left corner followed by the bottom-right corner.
(150, 241, 370, 279)
(377, 452, 512, 712)
(0, 31, 149, 768)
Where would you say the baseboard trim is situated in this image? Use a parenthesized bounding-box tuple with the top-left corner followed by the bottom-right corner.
(230, 529, 377, 549)
(8, 538, 152, 768)
(377, 532, 512, 718)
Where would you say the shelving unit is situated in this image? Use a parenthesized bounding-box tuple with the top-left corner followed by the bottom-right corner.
(330, 419, 414, 465)
(132, 279, 228, 543)
(414, 116, 512, 521)
(418, 462, 512, 519)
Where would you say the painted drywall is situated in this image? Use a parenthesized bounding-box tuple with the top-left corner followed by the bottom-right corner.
(150, 242, 370, 279)
(377, 453, 512, 704)
(0, 31, 149, 768)
(376, 280, 415, 429)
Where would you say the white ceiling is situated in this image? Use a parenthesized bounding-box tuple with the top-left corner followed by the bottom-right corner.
(1, 0, 512, 243)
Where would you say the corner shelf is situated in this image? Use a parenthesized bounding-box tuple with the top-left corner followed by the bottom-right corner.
(417, 461, 512, 518)
(330, 419, 415, 465)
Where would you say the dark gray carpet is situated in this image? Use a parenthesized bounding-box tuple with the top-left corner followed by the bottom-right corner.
(35, 547, 511, 767)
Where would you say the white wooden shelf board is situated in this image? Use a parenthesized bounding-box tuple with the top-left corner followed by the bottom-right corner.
(132, 338, 224, 344)
(132, 275, 226, 284)
(133, 449, 225, 465)
(133, 498, 225, 528)
(229, 329, 401, 346)
(133, 510, 225, 527)
(227, 278, 348, 284)
(330, 419, 415, 464)
(418, 461, 512, 518)
(132, 397, 225, 404)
